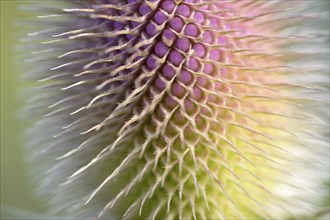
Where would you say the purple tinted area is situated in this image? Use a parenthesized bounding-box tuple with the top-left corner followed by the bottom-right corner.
(196, 76, 208, 87)
(155, 77, 166, 91)
(184, 24, 199, 37)
(126, 34, 134, 40)
(169, 17, 184, 32)
(146, 23, 157, 37)
(161, 0, 175, 13)
(154, 11, 168, 25)
(192, 87, 203, 100)
(113, 21, 124, 30)
(203, 64, 213, 75)
(131, 21, 140, 28)
(177, 4, 190, 18)
(163, 28, 176, 41)
(193, 12, 204, 24)
(140, 2, 215, 121)
(139, 4, 151, 16)
(175, 38, 190, 52)
(224, 24, 231, 31)
(184, 100, 195, 114)
(209, 50, 221, 61)
(172, 82, 185, 98)
(165, 96, 177, 109)
(179, 70, 193, 84)
(195, 115, 202, 124)
(202, 31, 213, 44)
(208, 94, 217, 102)
(187, 57, 199, 71)
(147, 56, 157, 70)
(193, 43, 205, 58)
(163, 64, 176, 80)
(93, 0, 219, 133)
(221, 68, 228, 78)
(218, 36, 226, 45)
(169, 51, 184, 66)
(155, 41, 169, 57)
(209, 17, 218, 27)
(214, 82, 222, 90)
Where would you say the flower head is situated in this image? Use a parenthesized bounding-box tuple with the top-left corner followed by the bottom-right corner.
(24, 1, 329, 219)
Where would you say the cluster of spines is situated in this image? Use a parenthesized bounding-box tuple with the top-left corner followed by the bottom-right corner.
(22, 0, 329, 219)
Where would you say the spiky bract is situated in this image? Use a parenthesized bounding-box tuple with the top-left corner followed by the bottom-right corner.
(23, 0, 329, 219)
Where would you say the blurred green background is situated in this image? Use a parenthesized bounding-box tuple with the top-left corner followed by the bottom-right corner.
(1, 0, 45, 217)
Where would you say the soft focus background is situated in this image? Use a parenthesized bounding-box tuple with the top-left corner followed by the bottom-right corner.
(0, 1, 46, 218)
(0, 1, 329, 219)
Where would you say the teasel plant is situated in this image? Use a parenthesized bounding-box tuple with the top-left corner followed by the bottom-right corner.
(17, 0, 329, 219)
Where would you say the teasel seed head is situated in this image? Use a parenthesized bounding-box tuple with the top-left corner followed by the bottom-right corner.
(22, 0, 329, 219)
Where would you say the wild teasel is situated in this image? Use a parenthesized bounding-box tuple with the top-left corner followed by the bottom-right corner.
(22, 0, 329, 219)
